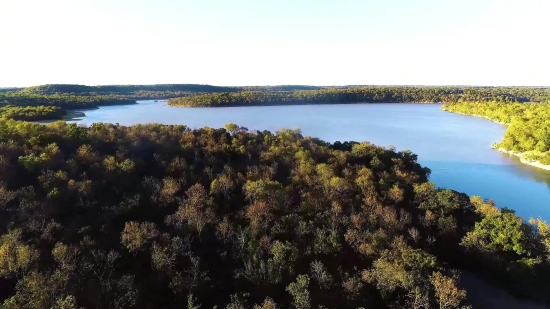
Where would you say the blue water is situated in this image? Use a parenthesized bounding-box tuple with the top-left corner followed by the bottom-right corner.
(69, 101, 550, 220)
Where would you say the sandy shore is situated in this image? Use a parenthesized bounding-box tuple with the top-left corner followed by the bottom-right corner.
(495, 147, 550, 171)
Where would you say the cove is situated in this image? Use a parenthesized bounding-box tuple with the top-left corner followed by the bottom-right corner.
(68, 100, 550, 220)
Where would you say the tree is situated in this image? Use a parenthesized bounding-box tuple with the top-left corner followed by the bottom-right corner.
(187, 294, 201, 309)
(287, 275, 311, 309)
(461, 210, 533, 257)
(121, 222, 159, 253)
(0, 230, 39, 278)
(430, 272, 468, 309)
(310, 261, 333, 290)
(225, 123, 239, 135)
(253, 297, 277, 309)
(167, 183, 217, 238)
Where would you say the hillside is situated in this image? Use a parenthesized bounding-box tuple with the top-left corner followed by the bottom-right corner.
(168, 87, 550, 107)
(0, 120, 550, 308)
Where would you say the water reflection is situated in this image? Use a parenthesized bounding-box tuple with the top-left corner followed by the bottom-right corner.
(508, 159, 550, 190)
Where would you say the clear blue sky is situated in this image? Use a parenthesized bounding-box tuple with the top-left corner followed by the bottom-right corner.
(0, 0, 548, 87)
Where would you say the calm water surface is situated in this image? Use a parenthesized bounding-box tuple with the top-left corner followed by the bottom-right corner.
(69, 101, 550, 220)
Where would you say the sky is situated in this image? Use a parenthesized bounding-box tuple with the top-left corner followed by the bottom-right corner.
(0, 0, 549, 87)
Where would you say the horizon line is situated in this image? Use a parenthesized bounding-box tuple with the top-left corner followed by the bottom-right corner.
(2, 83, 550, 89)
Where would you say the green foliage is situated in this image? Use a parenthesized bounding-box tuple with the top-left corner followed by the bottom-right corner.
(51, 295, 78, 309)
(0, 230, 39, 278)
(18, 153, 47, 172)
(0, 91, 135, 110)
(286, 275, 311, 309)
(0, 105, 67, 121)
(168, 87, 550, 107)
(0, 84, 311, 112)
(461, 211, 534, 257)
(363, 239, 439, 295)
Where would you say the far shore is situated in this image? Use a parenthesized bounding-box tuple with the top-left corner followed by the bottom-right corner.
(30, 100, 168, 124)
(167, 101, 444, 108)
(446, 110, 510, 126)
(31, 110, 88, 124)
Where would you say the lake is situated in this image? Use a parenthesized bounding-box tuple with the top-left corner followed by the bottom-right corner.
(68, 100, 550, 220)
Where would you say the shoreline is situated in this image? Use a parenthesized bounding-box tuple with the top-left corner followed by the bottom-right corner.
(494, 147, 550, 171)
(64, 110, 86, 120)
(30, 110, 88, 125)
(168, 101, 444, 108)
(442, 109, 510, 126)
(442, 108, 550, 171)
(29, 101, 143, 124)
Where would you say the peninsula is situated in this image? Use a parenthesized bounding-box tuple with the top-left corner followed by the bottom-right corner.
(442, 102, 550, 171)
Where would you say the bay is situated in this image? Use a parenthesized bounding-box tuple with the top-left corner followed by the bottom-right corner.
(68, 100, 550, 220)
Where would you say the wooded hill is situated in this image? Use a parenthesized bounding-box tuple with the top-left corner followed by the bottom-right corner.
(2, 85, 550, 112)
(0, 120, 550, 308)
(167, 87, 550, 107)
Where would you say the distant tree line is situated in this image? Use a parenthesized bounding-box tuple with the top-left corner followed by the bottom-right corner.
(3, 85, 550, 112)
(0, 92, 136, 110)
(0, 120, 550, 308)
(0, 85, 326, 110)
(0, 84, 232, 110)
(0, 105, 67, 121)
(168, 87, 550, 107)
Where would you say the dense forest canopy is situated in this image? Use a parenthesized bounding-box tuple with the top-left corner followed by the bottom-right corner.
(0, 119, 550, 308)
(0, 105, 67, 122)
(442, 102, 550, 165)
(167, 87, 550, 107)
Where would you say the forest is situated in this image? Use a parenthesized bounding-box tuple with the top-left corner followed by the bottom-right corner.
(3, 85, 550, 112)
(0, 106, 68, 122)
(0, 85, 321, 110)
(0, 92, 136, 110)
(167, 87, 550, 107)
(0, 119, 550, 308)
(442, 102, 550, 165)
